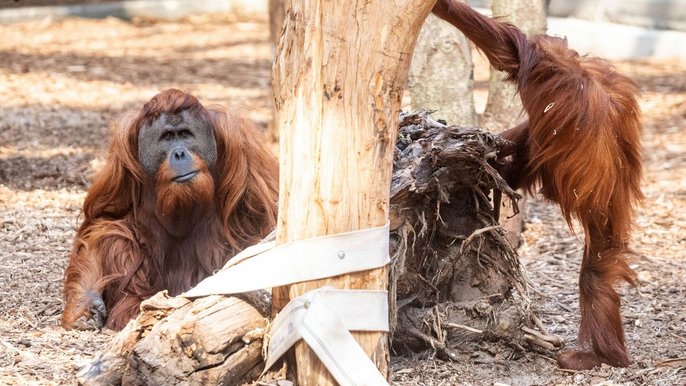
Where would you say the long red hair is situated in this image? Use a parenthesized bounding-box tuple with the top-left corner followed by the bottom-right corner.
(433, 0, 643, 369)
(62, 89, 278, 330)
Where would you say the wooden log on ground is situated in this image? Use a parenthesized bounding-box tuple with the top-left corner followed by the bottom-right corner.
(77, 291, 270, 385)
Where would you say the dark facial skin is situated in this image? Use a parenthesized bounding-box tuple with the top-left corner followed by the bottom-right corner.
(138, 110, 217, 181)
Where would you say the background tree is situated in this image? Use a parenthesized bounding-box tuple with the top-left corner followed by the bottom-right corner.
(409, 0, 547, 245)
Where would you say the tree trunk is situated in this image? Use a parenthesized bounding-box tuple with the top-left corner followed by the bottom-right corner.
(271, 1, 435, 384)
(482, 0, 546, 131)
(481, 0, 546, 246)
(409, 10, 477, 126)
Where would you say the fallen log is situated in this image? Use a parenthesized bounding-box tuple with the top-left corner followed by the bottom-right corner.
(78, 291, 271, 385)
(78, 111, 543, 385)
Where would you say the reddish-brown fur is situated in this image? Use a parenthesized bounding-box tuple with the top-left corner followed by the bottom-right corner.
(433, 1, 643, 370)
(62, 89, 278, 330)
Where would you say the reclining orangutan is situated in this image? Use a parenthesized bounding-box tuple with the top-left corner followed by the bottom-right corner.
(62, 89, 278, 331)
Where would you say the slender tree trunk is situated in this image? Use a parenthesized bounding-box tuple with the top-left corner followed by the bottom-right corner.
(482, 0, 546, 132)
(271, 1, 435, 384)
(409, 9, 477, 126)
(482, 0, 546, 245)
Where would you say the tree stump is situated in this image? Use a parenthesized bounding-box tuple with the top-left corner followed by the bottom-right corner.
(388, 112, 545, 360)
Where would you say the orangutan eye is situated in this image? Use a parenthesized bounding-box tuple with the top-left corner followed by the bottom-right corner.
(179, 129, 194, 138)
(160, 131, 174, 141)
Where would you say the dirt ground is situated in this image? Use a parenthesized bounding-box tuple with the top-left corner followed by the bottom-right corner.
(0, 13, 684, 386)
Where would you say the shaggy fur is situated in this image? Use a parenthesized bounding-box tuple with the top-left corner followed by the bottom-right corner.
(62, 89, 278, 330)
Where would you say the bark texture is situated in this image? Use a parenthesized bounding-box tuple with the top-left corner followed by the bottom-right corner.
(271, 1, 435, 384)
(409, 11, 477, 126)
(481, 0, 547, 246)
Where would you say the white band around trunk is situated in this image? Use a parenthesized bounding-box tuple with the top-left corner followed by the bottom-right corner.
(265, 288, 389, 386)
(183, 223, 390, 297)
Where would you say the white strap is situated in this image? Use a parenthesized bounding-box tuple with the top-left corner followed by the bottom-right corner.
(266, 288, 389, 386)
(181, 224, 391, 385)
(183, 223, 390, 297)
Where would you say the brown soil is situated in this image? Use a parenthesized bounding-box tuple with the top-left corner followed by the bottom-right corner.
(0, 14, 684, 386)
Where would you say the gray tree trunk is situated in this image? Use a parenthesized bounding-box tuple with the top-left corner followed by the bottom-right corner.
(409, 11, 477, 126)
(481, 0, 547, 131)
(482, 0, 547, 246)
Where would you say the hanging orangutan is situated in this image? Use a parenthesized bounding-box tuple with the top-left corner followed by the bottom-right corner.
(433, 0, 643, 370)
